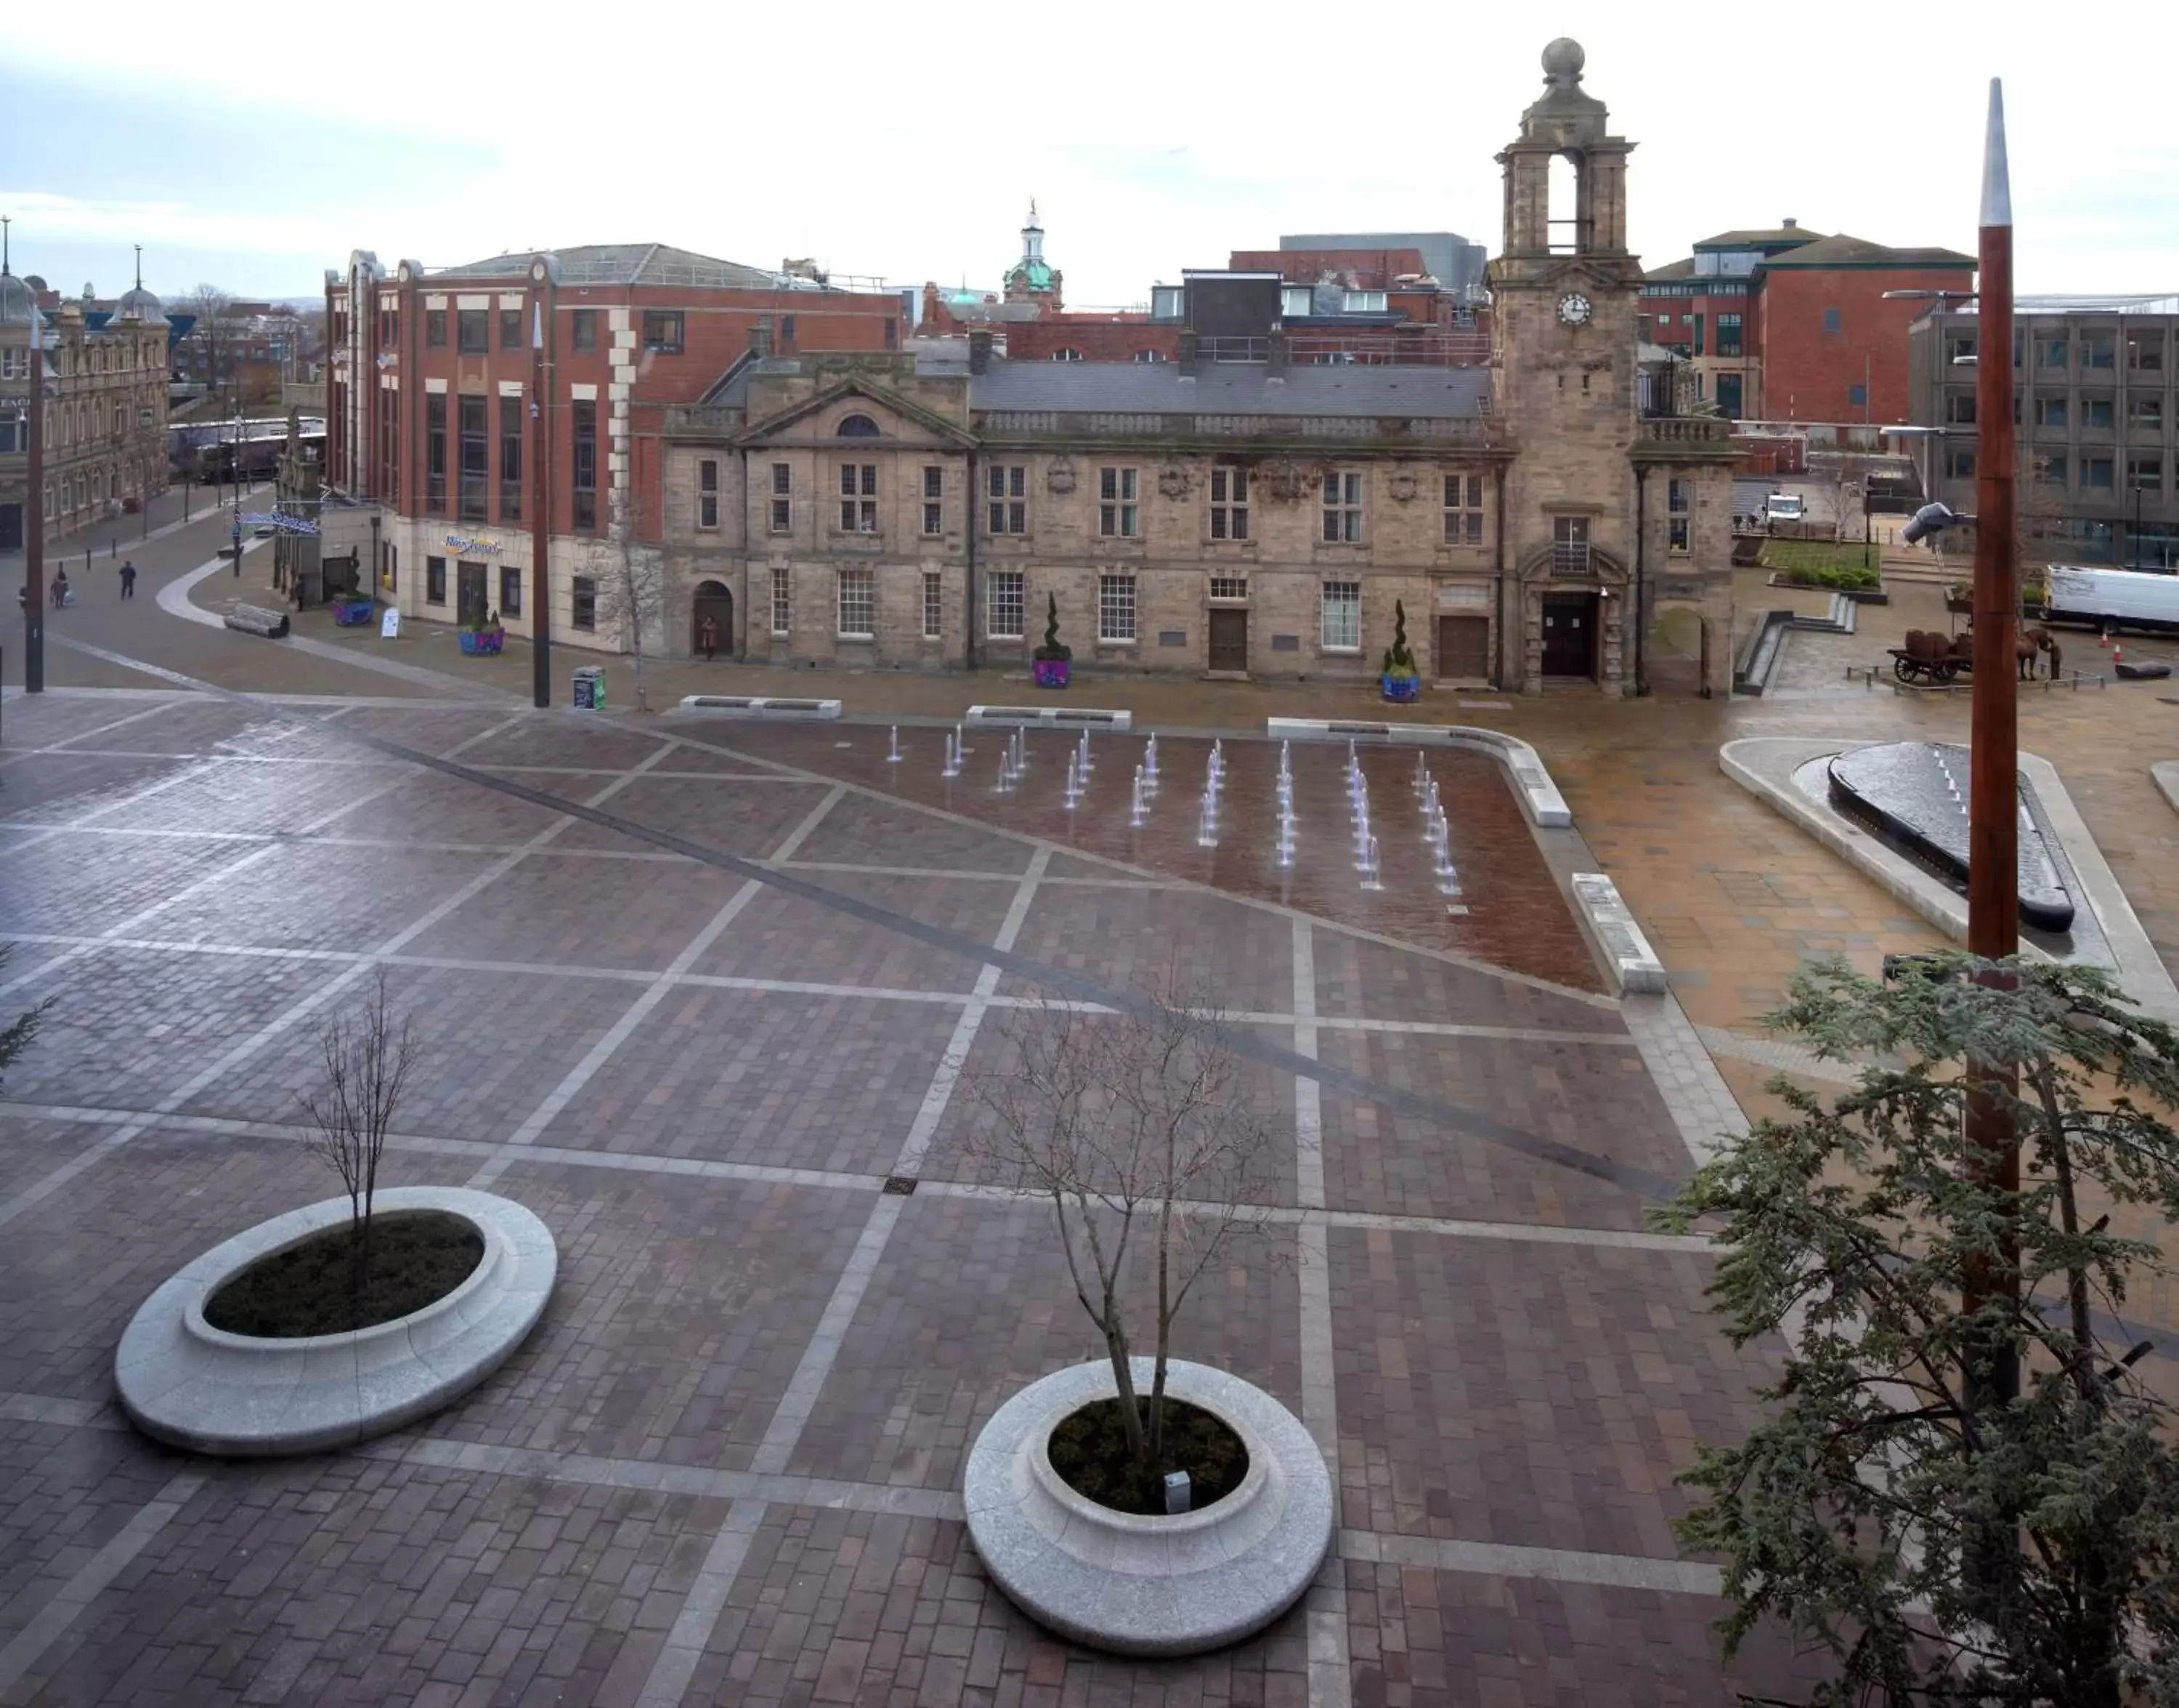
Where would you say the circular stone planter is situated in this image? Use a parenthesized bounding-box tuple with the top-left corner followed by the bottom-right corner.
(115, 1187, 556, 1458)
(964, 1358, 1331, 1656)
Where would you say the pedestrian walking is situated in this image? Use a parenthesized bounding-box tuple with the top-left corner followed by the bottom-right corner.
(699, 614, 718, 662)
(119, 560, 138, 599)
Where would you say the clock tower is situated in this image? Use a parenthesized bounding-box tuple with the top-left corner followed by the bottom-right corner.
(1488, 39, 1651, 694)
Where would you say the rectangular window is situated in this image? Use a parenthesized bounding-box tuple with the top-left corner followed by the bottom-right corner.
(772, 461, 792, 495)
(770, 497, 791, 533)
(922, 572, 943, 640)
(2128, 333, 2165, 373)
(987, 569, 1025, 638)
(698, 458, 719, 529)
(426, 394, 447, 513)
(1321, 469, 1364, 543)
(572, 399, 596, 531)
(1097, 574, 1137, 642)
(643, 310, 684, 354)
(2133, 396, 2165, 431)
(1209, 465, 1249, 540)
(2041, 454, 2069, 487)
(837, 568, 875, 638)
(2082, 336, 2116, 370)
(499, 394, 522, 521)
(839, 463, 877, 532)
(1946, 446, 1976, 480)
(2129, 457, 2164, 493)
(1282, 286, 1313, 317)
(1442, 473, 1485, 545)
(2035, 396, 2068, 428)
(1692, 314, 1705, 356)
(2041, 337, 2067, 367)
(500, 564, 522, 617)
(1342, 289, 1387, 313)
(1667, 478, 1691, 553)
(2083, 456, 2115, 489)
(426, 308, 447, 349)
(1945, 334, 1978, 365)
(425, 555, 447, 604)
(1209, 576, 1248, 601)
(1553, 515, 1592, 575)
(500, 306, 522, 350)
(0, 410, 17, 455)
(1822, 307, 1841, 335)
(572, 309, 596, 353)
(1098, 467, 1139, 537)
(1320, 581, 1361, 651)
(1716, 312, 1742, 357)
(458, 395, 488, 521)
(2082, 397, 2114, 429)
(987, 463, 1027, 534)
(1716, 372, 1745, 417)
(922, 466, 943, 534)
(922, 503, 942, 537)
(1848, 383, 1868, 409)
(572, 575, 596, 631)
(457, 308, 487, 354)
(922, 465, 944, 500)
(771, 566, 791, 635)
(1946, 391, 1978, 426)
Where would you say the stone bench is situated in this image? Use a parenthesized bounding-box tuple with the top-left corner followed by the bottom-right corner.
(1570, 871, 1668, 994)
(676, 695, 841, 720)
(224, 605, 290, 639)
(967, 705, 1134, 729)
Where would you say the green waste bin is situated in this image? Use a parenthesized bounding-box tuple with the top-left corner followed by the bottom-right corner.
(572, 666, 605, 710)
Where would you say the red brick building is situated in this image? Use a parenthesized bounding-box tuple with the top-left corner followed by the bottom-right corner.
(1641, 222, 1972, 423)
(323, 244, 904, 638)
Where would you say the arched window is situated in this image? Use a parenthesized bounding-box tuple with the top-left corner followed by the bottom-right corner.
(835, 413, 880, 437)
(1051, 349, 1084, 362)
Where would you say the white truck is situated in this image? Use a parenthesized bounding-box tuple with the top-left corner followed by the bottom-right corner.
(2041, 564, 2179, 635)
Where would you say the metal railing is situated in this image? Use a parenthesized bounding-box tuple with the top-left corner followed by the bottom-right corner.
(1552, 544, 1594, 577)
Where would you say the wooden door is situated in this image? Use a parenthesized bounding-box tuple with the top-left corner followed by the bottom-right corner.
(691, 582, 734, 656)
(1435, 615, 1488, 680)
(1207, 607, 1249, 672)
(1540, 592, 1597, 678)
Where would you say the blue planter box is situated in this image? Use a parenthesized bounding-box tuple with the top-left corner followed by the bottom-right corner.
(1381, 673, 1421, 702)
(332, 599, 376, 627)
(1033, 657, 1071, 689)
(458, 628, 506, 656)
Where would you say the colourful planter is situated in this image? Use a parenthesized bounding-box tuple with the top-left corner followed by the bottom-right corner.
(332, 599, 376, 627)
(458, 627, 506, 656)
(1380, 673, 1421, 703)
(1033, 657, 1071, 689)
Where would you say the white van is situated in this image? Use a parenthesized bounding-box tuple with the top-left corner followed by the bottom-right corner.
(1765, 492, 1806, 524)
(2042, 564, 2179, 635)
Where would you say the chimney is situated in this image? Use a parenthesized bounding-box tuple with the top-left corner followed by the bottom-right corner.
(968, 329, 993, 375)
(1178, 330, 1199, 377)
(747, 317, 774, 360)
(1267, 332, 1289, 378)
(1782, 217, 1798, 229)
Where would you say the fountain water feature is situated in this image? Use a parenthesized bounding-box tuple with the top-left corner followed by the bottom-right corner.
(1129, 766, 1149, 829)
(1063, 752, 1082, 811)
(1143, 735, 1161, 797)
(888, 725, 902, 764)
(1076, 729, 1093, 778)
(940, 731, 962, 778)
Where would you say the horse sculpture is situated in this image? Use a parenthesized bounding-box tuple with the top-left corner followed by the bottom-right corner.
(2018, 625, 2061, 680)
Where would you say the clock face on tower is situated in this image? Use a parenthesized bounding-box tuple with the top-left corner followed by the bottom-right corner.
(1557, 292, 1593, 328)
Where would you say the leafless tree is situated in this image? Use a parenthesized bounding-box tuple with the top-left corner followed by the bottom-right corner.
(598, 486, 669, 712)
(298, 969, 420, 1295)
(172, 284, 236, 404)
(960, 976, 1281, 1471)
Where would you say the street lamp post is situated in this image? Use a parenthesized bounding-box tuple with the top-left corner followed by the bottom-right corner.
(20, 293, 46, 694)
(230, 407, 244, 574)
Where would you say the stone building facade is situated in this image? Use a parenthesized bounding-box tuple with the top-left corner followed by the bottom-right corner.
(0, 256, 171, 552)
(645, 39, 1736, 696)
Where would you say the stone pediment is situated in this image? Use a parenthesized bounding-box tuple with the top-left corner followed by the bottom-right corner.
(735, 378, 975, 450)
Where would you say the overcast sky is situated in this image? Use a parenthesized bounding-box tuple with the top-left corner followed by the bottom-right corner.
(5, 1, 2175, 309)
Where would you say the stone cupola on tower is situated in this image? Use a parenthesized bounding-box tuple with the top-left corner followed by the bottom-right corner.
(1002, 200, 1063, 312)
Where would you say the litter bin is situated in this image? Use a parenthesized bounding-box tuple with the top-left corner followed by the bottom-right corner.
(572, 666, 605, 710)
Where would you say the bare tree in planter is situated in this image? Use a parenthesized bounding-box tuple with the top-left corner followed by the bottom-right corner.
(0, 948, 52, 1093)
(598, 487, 668, 713)
(962, 977, 1279, 1472)
(1657, 956, 2179, 1706)
(299, 968, 421, 1307)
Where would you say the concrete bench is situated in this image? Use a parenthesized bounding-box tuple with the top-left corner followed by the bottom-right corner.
(676, 695, 841, 720)
(1570, 871, 1668, 994)
(967, 705, 1134, 729)
(223, 605, 290, 639)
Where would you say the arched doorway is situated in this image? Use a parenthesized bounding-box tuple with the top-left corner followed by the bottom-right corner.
(692, 580, 734, 659)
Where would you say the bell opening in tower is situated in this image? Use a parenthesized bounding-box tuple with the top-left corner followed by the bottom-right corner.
(1547, 155, 1583, 255)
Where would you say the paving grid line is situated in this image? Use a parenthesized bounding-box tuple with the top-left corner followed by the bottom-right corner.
(0, 701, 180, 766)
(0, 1471, 207, 1700)
(36, 636, 1679, 1201)
(632, 844, 1052, 1708)
(0, 742, 681, 1233)
(0, 1094, 1729, 1258)
(466, 784, 847, 1189)
(1292, 917, 1354, 1708)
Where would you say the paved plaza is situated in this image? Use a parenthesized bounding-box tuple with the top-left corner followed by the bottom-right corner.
(0, 673, 1838, 1707)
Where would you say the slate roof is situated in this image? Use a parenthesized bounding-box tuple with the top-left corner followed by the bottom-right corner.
(1643, 259, 1697, 281)
(431, 244, 790, 290)
(1761, 234, 1973, 269)
(1693, 226, 1824, 249)
(967, 358, 1490, 417)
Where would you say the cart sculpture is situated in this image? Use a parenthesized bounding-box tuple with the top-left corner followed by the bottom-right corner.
(1889, 628, 1974, 684)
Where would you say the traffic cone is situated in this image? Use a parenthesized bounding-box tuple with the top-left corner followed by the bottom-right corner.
(2112, 644, 2123, 667)
(2098, 630, 2110, 648)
